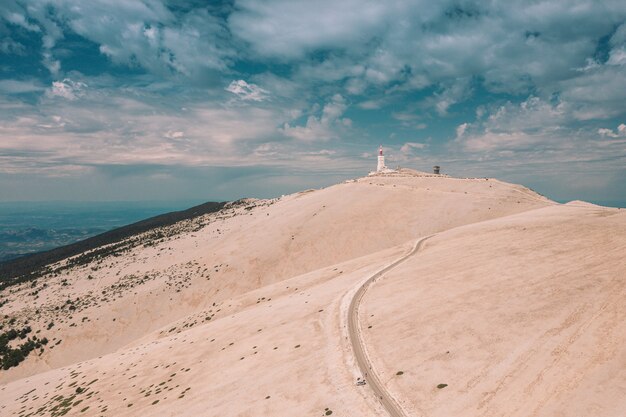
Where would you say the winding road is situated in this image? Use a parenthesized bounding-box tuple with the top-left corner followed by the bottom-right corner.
(348, 235, 432, 417)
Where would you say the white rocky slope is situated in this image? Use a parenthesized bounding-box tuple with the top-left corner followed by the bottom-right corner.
(2, 171, 622, 417)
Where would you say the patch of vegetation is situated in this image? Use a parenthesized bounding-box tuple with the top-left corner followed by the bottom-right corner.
(437, 383, 448, 389)
(396, 371, 404, 376)
(45, 391, 87, 416)
(0, 326, 48, 370)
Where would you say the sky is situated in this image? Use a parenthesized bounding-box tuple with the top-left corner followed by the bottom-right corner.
(0, 0, 625, 204)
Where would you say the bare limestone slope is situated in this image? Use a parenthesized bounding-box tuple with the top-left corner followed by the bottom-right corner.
(0, 171, 550, 386)
(1, 172, 623, 416)
(360, 203, 626, 417)
(9, 171, 621, 417)
(1, 243, 411, 416)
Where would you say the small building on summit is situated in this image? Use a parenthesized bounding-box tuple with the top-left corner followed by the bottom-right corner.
(370, 145, 396, 175)
(377, 145, 387, 172)
(367, 145, 446, 177)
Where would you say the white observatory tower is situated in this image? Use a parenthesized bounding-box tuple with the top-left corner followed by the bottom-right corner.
(377, 145, 387, 172)
(369, 144, 394, 176)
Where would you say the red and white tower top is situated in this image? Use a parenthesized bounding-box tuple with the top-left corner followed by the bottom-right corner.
(377, 145, 386, 172)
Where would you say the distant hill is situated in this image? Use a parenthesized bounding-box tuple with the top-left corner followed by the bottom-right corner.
(0, 201, 226, 290)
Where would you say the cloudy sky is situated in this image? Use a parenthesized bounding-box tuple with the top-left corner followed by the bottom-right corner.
(1, 0, 625, 203)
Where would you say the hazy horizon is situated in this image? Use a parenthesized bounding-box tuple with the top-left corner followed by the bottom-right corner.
(0, 199, 207, 261)
(1, 192, 623, 263)
(1, 192, 626, 209)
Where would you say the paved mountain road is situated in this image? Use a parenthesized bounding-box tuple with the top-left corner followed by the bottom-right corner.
(347, 236, 432, 417)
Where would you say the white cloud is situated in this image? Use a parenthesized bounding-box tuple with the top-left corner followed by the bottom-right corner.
(451, 96, 626, 178)
(281, 94, 349, 141)
(47, 79, 87, 100)
(400, 142, 427, 154)
(250, 73, 300, 100)
(281, 116, 331, 141)
(228, 0, 626, 110)
(484, 97, 567, 132)
(2, 11, 40, 32)
(358, 100, 382, 110)
(165, 131, 185, 139)
(598, 124, 626, 138)
(253, 143, 280, 157)
(559, 64, 626, 120)
(607, 22, 626, 66)
(421, 79, 472, 116)
(42, 51, 61, 76)
(229, 0, 390, 58)
(458, 131, 546, 152)
(452, 96, 569, 153)
(226, 80, 269, 102)
(5, 0, 626, 123)
(0, 86, 286, 176)
(3, 0, 231, 78)
(321, 94, 347, 121)
(456, 123, 469, 138)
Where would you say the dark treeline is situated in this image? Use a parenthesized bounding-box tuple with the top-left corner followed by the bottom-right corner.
(0, 201, 226, 290)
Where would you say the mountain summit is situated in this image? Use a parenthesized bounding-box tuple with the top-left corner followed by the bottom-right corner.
(1, 172, 624, 417)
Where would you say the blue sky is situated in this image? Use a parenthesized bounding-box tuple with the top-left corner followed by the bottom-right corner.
(1, 0, 625, 203)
